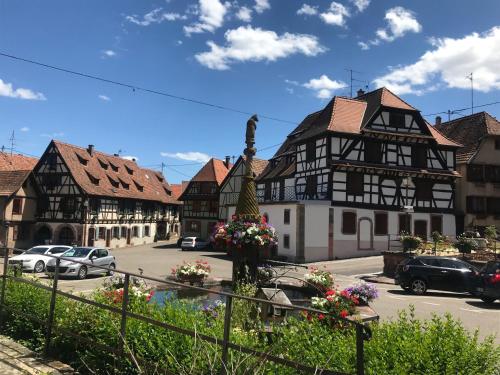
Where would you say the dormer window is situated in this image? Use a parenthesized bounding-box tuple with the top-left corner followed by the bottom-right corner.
(107, 175, 119, 188)
(125, 165, 134, 175)
(390, 112, 406, 129)
(109, 161, 119, 172)
(133, 180, 144, 192)
(156, 174, 164, 183)
(76, 153, 88, 166)
(98, 158, 109, 170)
(118, 178, 130, 190)
(86, 171, 100, 186)
(164, 187, 171, 196)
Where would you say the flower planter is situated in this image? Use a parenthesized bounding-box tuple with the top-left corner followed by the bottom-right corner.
(382, 251, 413, 277)
(177, 274, 206, 285)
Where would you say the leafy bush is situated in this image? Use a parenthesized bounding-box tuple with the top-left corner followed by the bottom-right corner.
(0, 277, 498, 375)
(400, 233, 423, 253)
(455, 234, 479, 254)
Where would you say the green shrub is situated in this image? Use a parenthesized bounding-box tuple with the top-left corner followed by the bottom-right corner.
(0, 277, 498, 375)
(455, 235, 479, 255)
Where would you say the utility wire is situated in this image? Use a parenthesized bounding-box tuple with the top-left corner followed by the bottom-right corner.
(422, 100, 500, 118)
(0, 51, 297, 126)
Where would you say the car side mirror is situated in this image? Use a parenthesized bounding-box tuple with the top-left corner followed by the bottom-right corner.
(90, 255, 97, 261)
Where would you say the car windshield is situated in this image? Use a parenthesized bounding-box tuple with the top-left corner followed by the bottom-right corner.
(62, 247, 91, 258)
(25, 247, 49, 255)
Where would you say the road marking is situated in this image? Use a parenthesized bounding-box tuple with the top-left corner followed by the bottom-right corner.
(459, 308, 483, 313)
(422, 302, 440, 306)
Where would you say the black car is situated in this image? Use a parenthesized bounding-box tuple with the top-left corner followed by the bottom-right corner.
(472, 261, 500, 303)
(395, 256, 479, 295)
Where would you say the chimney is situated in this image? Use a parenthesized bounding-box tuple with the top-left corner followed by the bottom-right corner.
(357, 89, 365, 97)
(113, 153, 119, 157)
(435, 116, 442, 126)
(132, 158, 136, 162)
(87, 144, 94, 155)
(224, 155, 231, 168)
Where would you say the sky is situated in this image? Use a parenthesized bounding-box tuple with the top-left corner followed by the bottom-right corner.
(1, 0, 500, 183)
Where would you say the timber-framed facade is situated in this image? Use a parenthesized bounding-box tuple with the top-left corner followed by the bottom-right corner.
(246, 88, 461, 262)
(32, 141, 180, 248)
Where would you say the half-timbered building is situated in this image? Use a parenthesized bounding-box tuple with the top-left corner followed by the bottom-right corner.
(219, 155, 268, 221)
(435, 112, 500, 234)
(0, 152, 38, 249)
(179, 158, 232, 240)
(244, 88, 461, 262)
(32, 140, 180, 247)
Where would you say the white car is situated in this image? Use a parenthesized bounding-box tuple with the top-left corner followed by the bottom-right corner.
(8, 245, 73, 273)
(46, 247, 116, 280)
(180, 237, 211, 251)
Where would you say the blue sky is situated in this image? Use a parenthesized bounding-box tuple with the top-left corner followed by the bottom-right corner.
(1, 0, 500, 183)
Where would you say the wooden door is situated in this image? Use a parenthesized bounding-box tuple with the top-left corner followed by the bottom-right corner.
(106, 229, 111, 247)
(127, 228, 131, 245)
(414, 220, 427, 240)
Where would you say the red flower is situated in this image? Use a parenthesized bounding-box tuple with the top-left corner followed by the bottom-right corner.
(261, 216, 267, 224)
(325, 290, 335, 296)
(340, 290, 349, 298)
(146, 291, 155, 302)
(340, 310, 348, 319)
(318, 314, 325, 320)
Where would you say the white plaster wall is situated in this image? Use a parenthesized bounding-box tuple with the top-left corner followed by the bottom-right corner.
(303, 203, 330, 262)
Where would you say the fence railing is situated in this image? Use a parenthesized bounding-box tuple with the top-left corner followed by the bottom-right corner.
(0, 247, 372, 375)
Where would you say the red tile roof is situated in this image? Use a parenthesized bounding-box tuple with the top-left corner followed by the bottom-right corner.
(51, 141, 179, 204)
(0, 152, 38, 171)
(435, 112, 500, 163)
(190, 158, 232, 185)
(170, 184, 184, 201)
(0, 152, 38, 196)
(328, 97, 366, 134)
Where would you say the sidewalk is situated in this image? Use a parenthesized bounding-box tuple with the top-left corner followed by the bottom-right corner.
(0, 335, 74, 374)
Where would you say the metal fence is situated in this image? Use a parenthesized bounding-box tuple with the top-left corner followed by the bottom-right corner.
(0, 248, 372, 375)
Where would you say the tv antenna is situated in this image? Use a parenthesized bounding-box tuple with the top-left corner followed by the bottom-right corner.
(345, 68, 368, 98)
(466, 72, 474, 115)
(8, 130, 15, 156)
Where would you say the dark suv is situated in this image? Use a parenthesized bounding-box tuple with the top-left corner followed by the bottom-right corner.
(472, 261, 500, 303)
(395, 256, 479, 295)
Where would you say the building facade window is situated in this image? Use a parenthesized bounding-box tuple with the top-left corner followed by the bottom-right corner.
(98, 227, 106, 240)
(187, 221, 200, 233)
(144, 225, 150, 237)
(374, 212, 388, 236)
(411, 147, 427, 168)
(12, 198, 23, 215)
(466, 196, 487, 214)
(305, 175, 317, 199)
(364, 141, 382, 164)
(133, 226, 140, 237)
(283, 234, 290, 249)
(495, 139, 500, 150)
(389, 112, 405, 128)
(346, 172, 364, 196)
(467, 165, 484, 182)
(398, 214, 411, 234)
(113, 226, 120, 239)
(284, 209, 290, 225)
(306, 140, 316, 162)
(431, 215, 443, 234)
(342, 211, 357, 235)
(121, 227, 128, 238)
(415, 180, 433, 201)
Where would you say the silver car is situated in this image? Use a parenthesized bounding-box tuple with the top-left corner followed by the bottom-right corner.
(46, 247, 116, 280)
(8, 245, 72, 273)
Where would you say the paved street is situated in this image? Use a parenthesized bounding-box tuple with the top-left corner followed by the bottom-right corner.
(3, 241, 499, 343)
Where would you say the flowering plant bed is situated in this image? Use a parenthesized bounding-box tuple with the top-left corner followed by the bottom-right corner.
(343, 282, 378, 306)
(212, 215, 278, 250)
(303, 267, 335, 292)
(101, 275, 154, 304)
(172, 260, 211, 284)
(309, 289, 358, 324)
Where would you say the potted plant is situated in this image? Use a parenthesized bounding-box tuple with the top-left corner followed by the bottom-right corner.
(343, 282, 378, 306)
(308, 289, 358, 325)
(400, 232, 423, 253)
(171, 260, 211, 285)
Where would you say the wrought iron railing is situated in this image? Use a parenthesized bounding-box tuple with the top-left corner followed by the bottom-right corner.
(0, 247, 372, 375)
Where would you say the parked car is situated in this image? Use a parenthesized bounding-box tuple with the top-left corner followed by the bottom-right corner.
(180, 237, 211, 251)
(472, 261, 500, 304)
(395, 256, 479, 295)
(8, 245, 72, 273)
(46, 247, 116, 280)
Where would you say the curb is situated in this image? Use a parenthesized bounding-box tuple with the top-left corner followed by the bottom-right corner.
(359, 274, 395, 286)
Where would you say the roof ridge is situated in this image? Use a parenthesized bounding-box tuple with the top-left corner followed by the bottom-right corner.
(380, 87, 417, 110)
(427, 124, 463, 147)
(439, 111, 487, 125)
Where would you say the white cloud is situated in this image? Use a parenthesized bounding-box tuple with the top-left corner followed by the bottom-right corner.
(20, 127, 29, 132)
(373, 26, 500, 95)
(0, 79, 46, 100)
(195, 25, 326, 70)
(254, 0, 270, 13)
(359, 6, 421, 50)
(320, 2, 350, 27)
(184, 0, 229, 36)
(350, 0, 370, 12)
(304, 74, 347, 99)
(126, 8, 187, 26)
(236, 6, 252, 22)
(101, 50, 116, 58)
(297, 4, 318, 16)
(161, 151, 211, 163)
(98, 94, 111, 102)
(376, 7, 421, 42)
(41, 132, 64, 138)
(121, 155, 139, 161)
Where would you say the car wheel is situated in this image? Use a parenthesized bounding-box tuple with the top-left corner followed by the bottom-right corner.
(480, 296, 496, 304)
(107, 263, 115, 276)
(410, 278, 427, 295)
(78, 266, 87, 280)
(34, 261, 45, 273)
